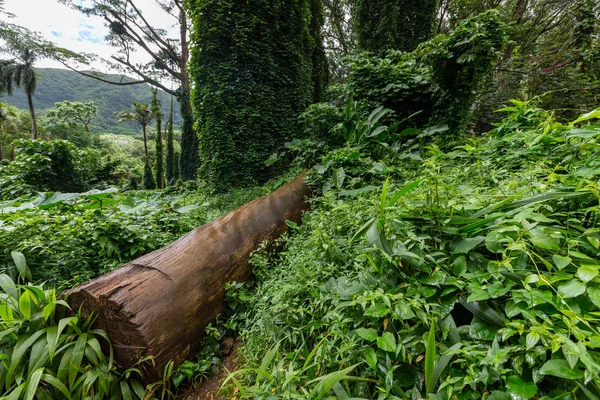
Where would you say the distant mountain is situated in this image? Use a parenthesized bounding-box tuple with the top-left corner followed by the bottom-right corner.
(1, 68, 182, 134)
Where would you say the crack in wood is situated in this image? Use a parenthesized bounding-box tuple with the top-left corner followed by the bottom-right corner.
(130, 263, 174, 281)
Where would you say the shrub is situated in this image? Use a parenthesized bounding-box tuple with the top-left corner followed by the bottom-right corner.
(225, 104, 600, 398)
(348, 11, 506, 133)
(0, 139, 116, 200)
(0, 254, 146, 399)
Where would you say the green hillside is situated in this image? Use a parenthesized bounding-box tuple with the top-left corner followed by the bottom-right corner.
(0, 68, 182, 134)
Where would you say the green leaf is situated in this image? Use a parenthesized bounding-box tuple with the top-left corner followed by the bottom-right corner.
(588, 287, 600, 309)
(572, 108, 600, 124)
(526, 332, 540, 350)
(24, 367, 44, 400)
(0, 273, 18, 300)
(467, 289, 491, 303)
(459, 298, 505, 327)
(539, 359, 584, 380)
(11, 251, 31, 282)
(377, 332, 396, 353)
(553, 255, 571, 270)
(557, 279, 586, 299)
(130, 380, 145, 398)
(387, 179, 422, 207)
(19, 290, 32, 319)
(6, 329, 45, 389)
(355, 328, 377, 342)
(577, 265, 599, 283)
(506, 375, 537, 400)
(351, 217, 377, 242)
(120, 381, 133, 400)
(364, 347, 377, 370)
(451, 236, 486, 254)
(576, 382, 600, 400)
(69, 333, 88, 389)
(41, 373, 72, 399)
(364, 303, 389, 318)
(453, 255, 467, 276)
(432, 343, 462, 391)
(529, 230, 560, 250)
(309, 364, 358, 398)
(425, 320, 436, 394)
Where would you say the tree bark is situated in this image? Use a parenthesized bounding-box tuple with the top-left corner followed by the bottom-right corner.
(67, 173, 311, 380)
(27, 92, 38, 140)
(142, 124, 148, 160)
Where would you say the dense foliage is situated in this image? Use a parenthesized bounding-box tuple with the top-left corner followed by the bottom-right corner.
(0, 262, 147, 399)
(2, 0, 600, 398)
(349, 11, 506, 131)
(0, 139, 115, 200)
(0, 184, 268, 289)
(224, 103, 600, 399)
(354, 0, 438, 53)
(189, 0, 315, 191)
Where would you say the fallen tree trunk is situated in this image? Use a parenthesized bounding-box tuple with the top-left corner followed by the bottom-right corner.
(67, 173, 310, 379)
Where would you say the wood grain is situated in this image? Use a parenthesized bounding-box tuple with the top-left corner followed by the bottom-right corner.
(67, 173, 310, 379)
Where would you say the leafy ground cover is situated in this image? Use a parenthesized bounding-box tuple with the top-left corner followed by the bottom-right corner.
(221, 102, 600, 399)
(0, 184, 269, 288)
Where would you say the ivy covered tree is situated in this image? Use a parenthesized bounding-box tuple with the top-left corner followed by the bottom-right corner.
(349, 10, 506, 131)
(165, 97, 175, 186)
(354, 0, 439, 53)
(151, 89, 165, 189)
(310, 0, 329, 102)
(189, 0, 315, 191)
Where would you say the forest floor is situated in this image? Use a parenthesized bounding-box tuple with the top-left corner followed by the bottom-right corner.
(180, 338, 240, 400)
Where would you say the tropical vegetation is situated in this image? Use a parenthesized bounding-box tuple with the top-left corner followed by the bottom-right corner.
(1, 0, 600, 399)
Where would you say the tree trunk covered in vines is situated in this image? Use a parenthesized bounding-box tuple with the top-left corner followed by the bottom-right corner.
(189, 0, 313, 191)
(310, 0, 329, 103)
(354, 0, 438, 54)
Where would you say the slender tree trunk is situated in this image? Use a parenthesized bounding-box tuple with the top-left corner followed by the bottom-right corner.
(142, 124, 148, 160)
(27, 92, 38, 139)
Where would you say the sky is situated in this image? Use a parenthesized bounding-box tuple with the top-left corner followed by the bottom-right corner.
(3, 0, 180, 74)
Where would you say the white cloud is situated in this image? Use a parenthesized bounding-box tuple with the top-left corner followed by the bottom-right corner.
(3, 0, 181, 74)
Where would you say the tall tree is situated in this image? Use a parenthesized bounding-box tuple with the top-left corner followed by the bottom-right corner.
(189, 0, 314, 191)
(151, 88, 165, 189)
(354, 0, 439, 53)
(59, 0, 199, 180)
(310, 0, 329, 102)
(0, 49, 40, 139)
(116, 103, 153, 160)
(165, 96, 175, 185)
(45, 101, 98, 133)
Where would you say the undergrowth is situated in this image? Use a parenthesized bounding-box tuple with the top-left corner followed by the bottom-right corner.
(224, 101, 600, 399)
